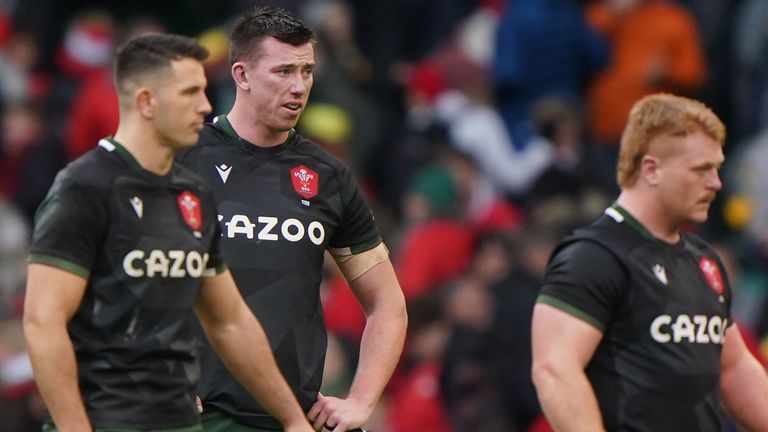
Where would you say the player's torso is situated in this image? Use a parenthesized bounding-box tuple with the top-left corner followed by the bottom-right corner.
(80, 157, 216, 343)
(587, 220, 728, 430)
(67, 141, 220, 428)
(181, 127, 350, 301)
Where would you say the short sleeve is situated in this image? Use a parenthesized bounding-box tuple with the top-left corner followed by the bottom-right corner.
(29, 174, 108, 278)
(538, 240, 627, 332)
(328, 166, 381, 256)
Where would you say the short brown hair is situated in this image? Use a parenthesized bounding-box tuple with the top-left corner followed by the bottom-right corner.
(616, 93, 725, 188)
(114, 33, 209, 96)
(229, 6, 315, 65)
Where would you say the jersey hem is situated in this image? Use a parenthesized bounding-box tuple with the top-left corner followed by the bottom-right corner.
(28, 253, 89, 279)
(537, 294, 606, 332)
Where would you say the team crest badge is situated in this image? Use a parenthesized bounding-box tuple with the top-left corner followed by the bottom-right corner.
(290, 165, 319, 199)
(177, 191, 202, 231)
(698, 257, 724, 295)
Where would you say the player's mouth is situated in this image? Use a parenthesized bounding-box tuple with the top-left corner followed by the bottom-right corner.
(283, 102, 303, 114)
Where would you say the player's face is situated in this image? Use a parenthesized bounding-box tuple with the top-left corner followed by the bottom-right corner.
(242, 37, 314, 134)
(654, 129, 723, 226)
(154, 58, 212, 149)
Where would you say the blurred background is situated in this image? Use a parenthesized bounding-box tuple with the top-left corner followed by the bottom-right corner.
(1, 0, 768, 430)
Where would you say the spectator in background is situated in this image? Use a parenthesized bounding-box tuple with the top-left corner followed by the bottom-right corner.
(492, 0, 608, 151)
(0, 31, 41, 105)
(731, 0, 768, 140)
(585, 0, 706, 145)
(432, 47, 555, 199)
(523, 96, 610, 232)
(46, 9, 116, 147)
(0, 197, 28, 320)
(394, 163, 476, 301)
(65, 16, 167, 160)
(301, 0, 385, 174)
(0, 102, 65, 223)
(387, 295, 452, 432)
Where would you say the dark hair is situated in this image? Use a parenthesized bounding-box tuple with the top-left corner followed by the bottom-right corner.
(114, 33, 209, 94)
(229, 6, 315, 65)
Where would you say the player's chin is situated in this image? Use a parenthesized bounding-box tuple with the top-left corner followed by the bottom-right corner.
(689, 208, 711, 224)
(176, 134, 201, 149)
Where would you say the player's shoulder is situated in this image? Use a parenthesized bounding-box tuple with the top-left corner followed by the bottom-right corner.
(555, 207, 645, 260)
(178, 122, 228, 162)
(171, 161, 214, 194)
(55, 140, 126, 192)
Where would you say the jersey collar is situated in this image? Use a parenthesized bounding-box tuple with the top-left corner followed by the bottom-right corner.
(213, 114, 295, 157)
(609, 202, 656, 241)
(99, 136, 176, 184)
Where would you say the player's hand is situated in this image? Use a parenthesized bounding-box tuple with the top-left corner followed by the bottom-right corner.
(307, 393, 371, 432)
(196, 395, 203, 413)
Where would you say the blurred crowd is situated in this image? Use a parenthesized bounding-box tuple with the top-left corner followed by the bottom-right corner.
(2, 0, 768, 431)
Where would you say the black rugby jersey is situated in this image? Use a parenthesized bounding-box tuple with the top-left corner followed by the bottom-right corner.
(29, 138, 226, 429)
(538, 204, 732, 432)
(177, 116, 382, 429)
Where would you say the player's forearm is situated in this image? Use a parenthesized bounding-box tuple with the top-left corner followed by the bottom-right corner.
(23, 320, 91, 432)
(532, 363, 605, 432)
(348, 300, 407, 410)
(721, 352, 768, 431)
(203, 307, 308, 428)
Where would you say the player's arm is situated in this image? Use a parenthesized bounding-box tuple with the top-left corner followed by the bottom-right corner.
(194, 270, 313, 432)
(531, 303, 605, 432)
(23, 263, 90, 432)
(531, 239, 627, 432)
(720, 323, 768, 430)
(308, 243, 407, 432)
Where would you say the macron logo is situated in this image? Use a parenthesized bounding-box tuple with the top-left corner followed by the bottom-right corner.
(130, 196, 143, 219)
(216, 164, 232, 183)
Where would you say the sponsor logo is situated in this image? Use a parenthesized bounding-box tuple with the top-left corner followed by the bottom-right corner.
(177, 191, 202, 231)
(290, 165, 318, 199)
(123, 249, 210, 278)
(130, 196, 143, 219)
(215, 163, 232, 183)
(649, 314, 727, 344)
(699, 257, 724, 295)
(218, 213, 325, 245)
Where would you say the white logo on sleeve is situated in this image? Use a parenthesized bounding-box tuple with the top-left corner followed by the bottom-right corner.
(215, 164, 232, 183)
(130, 196, 143, 219)
(652, 264, 668, 285)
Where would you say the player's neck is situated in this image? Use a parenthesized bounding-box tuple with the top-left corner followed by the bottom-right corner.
(113, 123, 174, 176)
(616, 191, 681, 244)
(226, 106, 290, 148)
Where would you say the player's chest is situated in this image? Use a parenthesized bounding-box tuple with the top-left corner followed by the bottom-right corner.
(106, 180, 212, 250)
(621, 247, 729, 345)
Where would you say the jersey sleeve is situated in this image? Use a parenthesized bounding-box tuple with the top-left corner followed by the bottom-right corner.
(28, 173, 108, 278)
(538, 240, 627, 332)
(328, 166, 382, 256)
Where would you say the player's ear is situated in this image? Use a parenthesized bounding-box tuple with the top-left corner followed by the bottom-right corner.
(135, 87, 157, 119)
(231, 62, 250, 91)
(640, 154, 661, 186)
